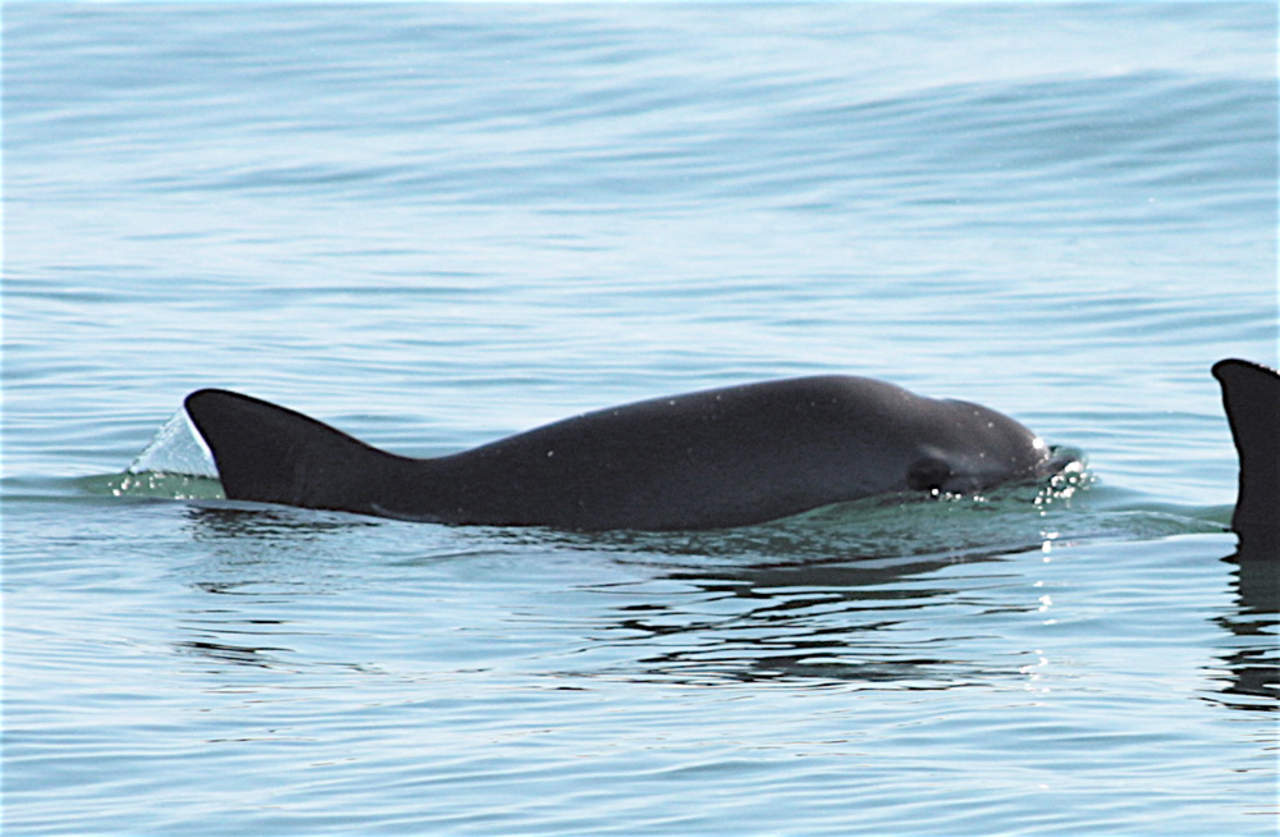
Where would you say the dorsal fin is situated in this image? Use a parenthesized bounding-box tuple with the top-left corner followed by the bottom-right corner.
(183, 389, 407, 512)
(1212, 359, 1279, 538)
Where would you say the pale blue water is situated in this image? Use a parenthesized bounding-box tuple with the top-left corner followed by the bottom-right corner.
(3, 4, 1277, 834)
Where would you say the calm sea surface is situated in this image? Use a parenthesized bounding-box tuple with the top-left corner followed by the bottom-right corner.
(4, 4, 1277, 834)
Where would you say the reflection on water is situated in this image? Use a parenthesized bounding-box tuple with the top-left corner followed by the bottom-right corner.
(1211, 533, 1280, 712)
(173, 639, 290, 669)
(589, 553, 1031, 689)
(171, 496, 1275, 713)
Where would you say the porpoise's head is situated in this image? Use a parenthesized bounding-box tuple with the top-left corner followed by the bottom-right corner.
(905, 398, 1058, 494)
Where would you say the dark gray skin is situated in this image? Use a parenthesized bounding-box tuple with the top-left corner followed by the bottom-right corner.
(184, 375, 1057, 532)
(1213, 358, 1279, 551)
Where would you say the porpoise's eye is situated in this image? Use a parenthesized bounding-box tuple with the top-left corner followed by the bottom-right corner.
(907, 456, 952, 492)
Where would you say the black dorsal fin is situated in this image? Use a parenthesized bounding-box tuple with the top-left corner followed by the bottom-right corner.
(1212, 359, 1279, 538)
(183, 389, 406, 512)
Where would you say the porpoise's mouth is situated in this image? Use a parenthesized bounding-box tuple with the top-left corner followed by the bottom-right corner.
(1044, 445, 1086, 476)
(929, 445, 1089, 502)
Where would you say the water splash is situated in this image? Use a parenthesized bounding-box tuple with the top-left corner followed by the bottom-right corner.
(105, 470, 225, 500)
(105, 408, 225, 499)
(127, 408, 216, 477)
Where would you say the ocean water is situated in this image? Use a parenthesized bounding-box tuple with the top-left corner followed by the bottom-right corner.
(3, 3, 1277, 834)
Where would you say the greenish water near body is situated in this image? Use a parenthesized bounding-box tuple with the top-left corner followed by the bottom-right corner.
(4, 4, 1277, 834)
